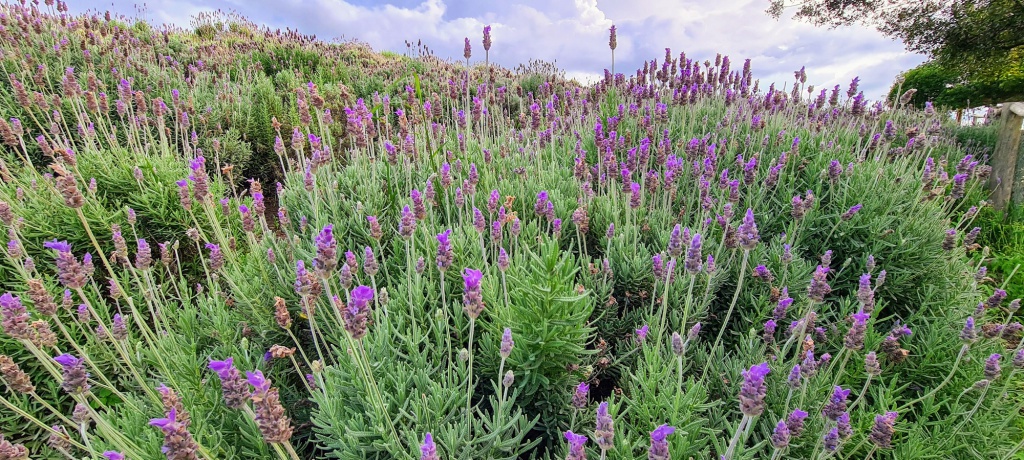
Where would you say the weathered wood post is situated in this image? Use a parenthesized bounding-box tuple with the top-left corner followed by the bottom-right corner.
(989, 102, 1024, 211)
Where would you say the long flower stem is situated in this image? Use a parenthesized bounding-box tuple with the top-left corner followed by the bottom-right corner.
(896, 344, 968, 412)
(655, 257, 676, 349)
(0, 395, 89, 451)
(466, 317, 477, 414)
(722, 414, 750, 460)
(847, 375, 873, 413)
(703, 250, 750, 377)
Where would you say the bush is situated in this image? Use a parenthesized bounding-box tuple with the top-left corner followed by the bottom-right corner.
(0, 4, 1021, 460)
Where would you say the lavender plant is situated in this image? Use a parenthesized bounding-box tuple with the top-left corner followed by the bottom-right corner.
(0, 2, 1019, 460)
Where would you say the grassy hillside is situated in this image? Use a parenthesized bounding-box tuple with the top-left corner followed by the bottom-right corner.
(0, 2, 1021, 459)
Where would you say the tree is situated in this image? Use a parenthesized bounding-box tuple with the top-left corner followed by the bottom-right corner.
(889, 59, 1024, 109)
(769, 0, 1024, 104)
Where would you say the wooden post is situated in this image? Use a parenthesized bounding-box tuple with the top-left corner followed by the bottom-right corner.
(989, 102, 1024, 211)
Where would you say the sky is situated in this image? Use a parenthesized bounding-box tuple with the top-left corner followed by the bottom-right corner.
(71, 0, 927, 100)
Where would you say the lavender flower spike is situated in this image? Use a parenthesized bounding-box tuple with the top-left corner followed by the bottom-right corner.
(208, 357, 249, 409)
(771, 420, 790, 449)
(572, 382, 590, 408)
(149, 407, 200, 460)
(786, 409, 809, 437)
(737, 209, 759, 250)
(739, 362, 770, 416)
(648, 424, 675, 460)
(500, 328, 514, 358)
(420, 433, 439, 460)
(868, 411, 898, 448)
(595, 402, 614, 451)
(684, 233, 702, 274)
(54, 353, 90, 395)
(564, 430, 587, 460)
(103, 451, 125, 460)
(462, 268, 485, 319)
(822, 386, 851, 421)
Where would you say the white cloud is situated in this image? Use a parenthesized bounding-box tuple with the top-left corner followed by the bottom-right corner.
(68, 0, 926, 99)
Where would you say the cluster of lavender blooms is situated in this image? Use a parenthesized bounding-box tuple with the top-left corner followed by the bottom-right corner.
(0, 4, 1018, 460)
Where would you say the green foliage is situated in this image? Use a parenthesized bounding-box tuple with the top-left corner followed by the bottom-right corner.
(0, 4, 1022, 460)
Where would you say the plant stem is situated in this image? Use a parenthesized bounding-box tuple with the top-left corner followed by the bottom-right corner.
(722, 414, 750, 460)
(703, 249, 750, 377)
(466, 317, 477, 414)
(896, 344, 968, 412)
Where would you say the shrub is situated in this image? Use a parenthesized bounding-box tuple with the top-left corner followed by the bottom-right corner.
(0, 4, 1021, 460)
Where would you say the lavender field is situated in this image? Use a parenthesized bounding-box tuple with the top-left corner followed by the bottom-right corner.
(0, 2, 1021, 459)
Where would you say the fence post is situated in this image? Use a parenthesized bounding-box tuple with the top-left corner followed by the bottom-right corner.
(989, 102, 1024, 211)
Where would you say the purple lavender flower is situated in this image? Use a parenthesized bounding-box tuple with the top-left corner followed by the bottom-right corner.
(868, 411, 898, 448)
(102, 451, 125, 460)
(1013, 349, 1024, 369)
(807, 265, 831, 302)
(462, 268, 485, 319)
(500, 328, 514, 358)
(837, 411, 852, 438)
(436, 230, 454, 272)
(739, 362, 770, 416)
(985, 289, 1007, 309)
(801, 351, 817, 378)
(595, 401, 614, 451)
(367, 216, 383, 240)
(688, 322, 701, 341)
(111, 313, 127, 340)
(572, 382, 590, 408)
(564, 430, 587, 460)
(205, 243, 223, 271)
(787, 409, 809, 437)
(844, 310, 870, 350)
(984, 353, 1001, 380)
(823, 427, 839, 451)
(636, 324, 650, 343)
(498, 247, 510, 271)
(629, 182, 641, 209)
(491, 220, 503, 243)
(771, 420, 790, 449)
(667, 224, 684, 257)
(671, 331, 685, 356)
(773, 288, 793, 320)
(244, 370, 293, 444)
(343, 286, 374, 340)
(961, 317, 977, 342)
(753, 264, 773, 282)
(149, 407, 200, 460)
(787, 364, 802, 389)
(764, 320, 778, 343)
(363, 247, 379, 277)
(482, 25, 492, 51)
(421, 433, 439, 460)
(473, 207, 486, 233)
(312, 224, 338, 275)
(737, 209, 759, 250)
(684, 233, 702, 274)
(841, 204, 862, 221)
(648, 424, 675, 460)
(208, 357, 249, 409)
(942, 229, 956, 251)
(534, 191, 549, 217)
(43, 240, 88, 289)
(822, 386, 851, 421)
(0, 292, 30, 339)
(399, 205, 416, 238)
(54, 354, 89, 395)
(411, 189, 426, 220)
